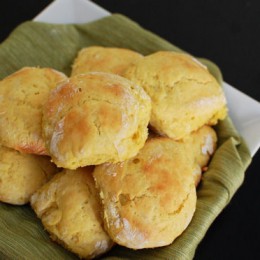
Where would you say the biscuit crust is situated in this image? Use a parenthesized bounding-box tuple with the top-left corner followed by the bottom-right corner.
(0, 67, 67, 155)
(30, 168, 114, 259)
(124, 51, 227, 139)
(182, 125, 217, 186)
(42, 72, 151, 169)
(0, 145, 57, 205)
(71, 46, 143, 76)
(93, 137, 196, 249)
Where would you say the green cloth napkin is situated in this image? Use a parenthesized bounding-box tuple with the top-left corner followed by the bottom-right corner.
(0, 14, 251, 260)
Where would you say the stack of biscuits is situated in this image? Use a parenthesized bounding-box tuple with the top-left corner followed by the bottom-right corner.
(0, 46, 227, 258)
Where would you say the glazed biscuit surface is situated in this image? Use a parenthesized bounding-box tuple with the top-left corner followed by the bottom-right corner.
(0, 67, 67, 155)
(93, 137, 196, 249)
(30, 168, 114, 259)
(124, 51, 227, 139)
(42, 72, 151, 169)
(0, 145, 57, 205)
(71, 46, 143, 76)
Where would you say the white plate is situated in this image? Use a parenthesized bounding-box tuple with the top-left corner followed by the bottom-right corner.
(35, 0, 260, 157)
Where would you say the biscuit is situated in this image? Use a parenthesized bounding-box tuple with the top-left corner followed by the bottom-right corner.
(71, 46, 143, 76)
(124, 51, 227, 140)
(0, 145, 57, 205)
(0, 67, 67, 155)
(30, 167, 114, 259)
(42, 72, 151, 169)
(93, 137, 196, 249)
(182, 125, 217, 186)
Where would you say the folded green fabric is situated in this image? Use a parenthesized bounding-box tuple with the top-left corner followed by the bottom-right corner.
(0, 14, 251, 260)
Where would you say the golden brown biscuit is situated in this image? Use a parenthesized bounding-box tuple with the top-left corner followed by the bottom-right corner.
(30, 167, 114, 259)
(0, 67, 67, 155)
(124, 51, 227, 140)
(71, 46, 143, 76)
(42, 72, 151, 169)
(182, 125, 217, 186)
(93, 137, 196, 249)
(0, 145, 57, 205)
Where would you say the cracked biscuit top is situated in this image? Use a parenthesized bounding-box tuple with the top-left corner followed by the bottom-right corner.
(0, 67, 67, 155)
(93, 137, 196, 249)
(71, 46, 143, 77)
(42, 72, 151, 169)
(124, 51, 227, 140)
